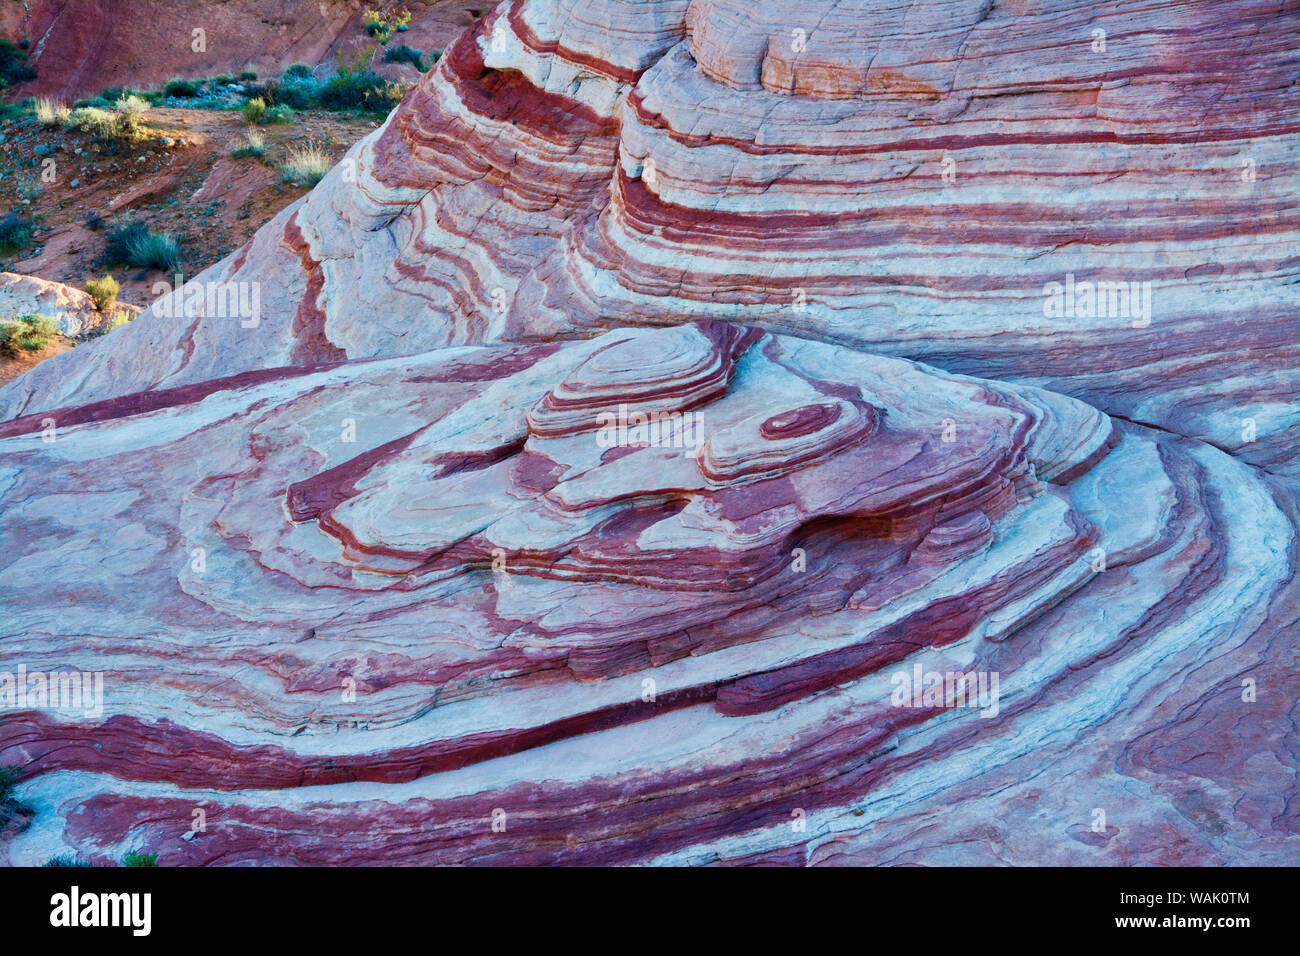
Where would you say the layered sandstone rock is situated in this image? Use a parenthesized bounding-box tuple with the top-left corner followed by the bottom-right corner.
(2, 0, 1293, 478)
(2, 323, 1294, 865)
(0, 0, 1297, 867)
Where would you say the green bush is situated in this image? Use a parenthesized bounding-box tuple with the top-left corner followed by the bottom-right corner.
(241, 96, 267, 124)
(0, 314, 61, 352)
(264, 103, 294, 124)
(240, 69, 258, 81)
(164, 77, 200, 98)
(42, 856, 95, 868)
(85, 275, 120, 313)
(67, 106, 118, 139)
(122, 851, 158, 867)
(362, 7, 411, 44)
(104, 218, 149, 262)
(125, 230, 180, 271)
(0, 38, 36, 86)
(0, 213, 33, 251)
(276, 77, 323, 110)
(383, 45, 427, 71)
(284, 63, 313, 79)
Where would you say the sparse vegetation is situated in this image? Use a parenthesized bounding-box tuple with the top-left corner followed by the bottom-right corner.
(285, 63, 313, 79)
(318, 50, 412, 112)
(280, 145, 333, 186)
(163, 77, 200, 98)
(85, 275, 120, 313)
(241, 96, 267, 124)
(362, 7, 412, 44)
(42, 855, 95, 868)
(0, 314, 61, 353)
(35, 97, 71, 126)
(0, 213, 33, 252)
(122, 851, 159, 867)
(126, 230, 181, 272)
(103, 217, 179, 271)
(240, 68, 258, 81)
(231, 129, 267, 158)
(0, 38, 36, 88)
(383, 44, 428, 71)
(17, 176, 42, 201)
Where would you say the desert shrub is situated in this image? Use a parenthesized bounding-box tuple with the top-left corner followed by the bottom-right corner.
(276, 76, 323, 110)
(240, 68, 258, 81)
(0, 314, 60, 352)
(122, 851, 158, 867)
(280, 145, 332, 186)
(84, 211, 106, 231)
(231, 130, 267, 158)
(320, 67, 410, 112)
(284, 63, 313, 79)
(0, 213, 32, 251)
(362, 7, 411, 44)
(126, 230, 180, 271)
(383, 44, 426, 70)
(0, 38, 36, 86)
(241, 96, 267, 124)
(114, 93, 149, 122)
(213, 73, 235, 86)
(264, 103, 294, 124)
(34, 97, 70, 126)
(163, 77, 200, 98)
(17, 176, 42, 201)
(42, 856, 95, 867)
(102, 217, 149, 262)
(67, 106, 118, 139)
(85, 275, 120, 313)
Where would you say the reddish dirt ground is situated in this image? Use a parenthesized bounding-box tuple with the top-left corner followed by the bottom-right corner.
(0, 335, 73, 387)
(1, 106, 382, 306)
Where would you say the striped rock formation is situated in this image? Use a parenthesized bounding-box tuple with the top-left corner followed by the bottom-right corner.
(2, 324, 1295, 865)
(1, 0, 1297, 866)
(1, 0, 1294, 477)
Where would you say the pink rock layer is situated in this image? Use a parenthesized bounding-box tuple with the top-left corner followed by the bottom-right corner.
(1, 323, 1296, 865)
(1, 0, 1295, 481)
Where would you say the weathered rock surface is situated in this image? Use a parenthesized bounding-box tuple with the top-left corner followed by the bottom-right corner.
(0, 0, 1297, 867)
(1, 322, 1295, 865)
(2, 0, 1294, 478)
(0, 272, 139, 336)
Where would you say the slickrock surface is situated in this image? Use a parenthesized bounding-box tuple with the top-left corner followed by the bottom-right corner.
(2, 323, 1295, 865)
(0, 0, 1297, 867)
(2, 0, 1294, 478)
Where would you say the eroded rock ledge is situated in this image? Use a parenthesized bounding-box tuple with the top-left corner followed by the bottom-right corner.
(1, 323, 1295, 865)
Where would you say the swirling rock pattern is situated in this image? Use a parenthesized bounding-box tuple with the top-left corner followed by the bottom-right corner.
(0, 322, 1296, 865)
(1, 0, 1294, 478)
(0, 0, 1297, 867)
